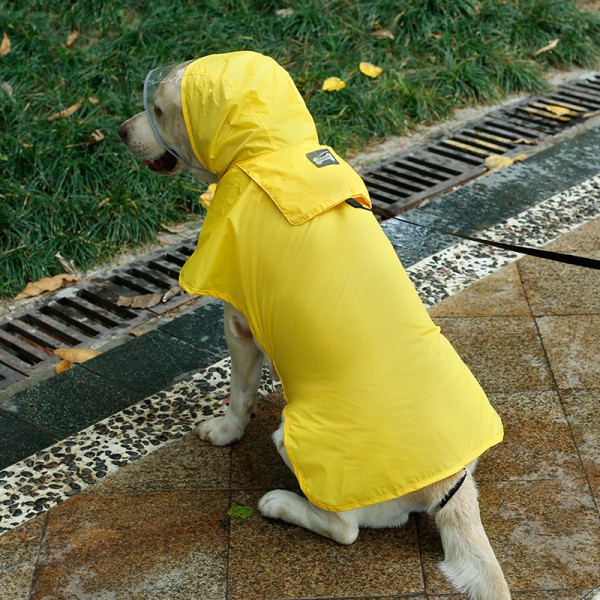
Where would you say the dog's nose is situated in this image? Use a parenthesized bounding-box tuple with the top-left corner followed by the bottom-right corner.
(117, 124, 128, 143)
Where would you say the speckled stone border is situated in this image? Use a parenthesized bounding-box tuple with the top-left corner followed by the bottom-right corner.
(1, 174, 599, 536)
(407, 173, 600, 307)
(0, 359, 278, 535)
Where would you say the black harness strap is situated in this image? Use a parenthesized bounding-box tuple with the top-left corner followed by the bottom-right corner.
(437, 469, 468, 512)
(345, 199, 600, 271)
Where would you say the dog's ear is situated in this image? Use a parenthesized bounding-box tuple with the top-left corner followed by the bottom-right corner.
(229, 314, 253, 339)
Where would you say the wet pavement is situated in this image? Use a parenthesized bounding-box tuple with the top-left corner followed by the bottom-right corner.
(1, 124, 599, 599)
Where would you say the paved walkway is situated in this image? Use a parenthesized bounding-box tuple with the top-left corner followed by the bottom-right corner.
(1, 126, 599, 598)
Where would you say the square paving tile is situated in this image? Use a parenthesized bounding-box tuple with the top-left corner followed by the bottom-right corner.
(560, 389, 600, 479)
(536, 315, 600, 389)
(419, 479, 600, 595)
(0, 513, 46, 600)
(477, 390, 585, 482)
(31, 491, 230, 600)
(434, 316, 555, 393)
(545, 216, 600, 253)
(429, 262, 532, 318)
(518, 252, 600, 316)
(227, 490, 424, 600)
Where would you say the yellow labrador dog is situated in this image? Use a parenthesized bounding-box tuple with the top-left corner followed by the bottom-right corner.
(119, 52, 510, 600)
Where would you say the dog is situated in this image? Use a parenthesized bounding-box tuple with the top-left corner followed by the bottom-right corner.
(119, 51, 511, 600)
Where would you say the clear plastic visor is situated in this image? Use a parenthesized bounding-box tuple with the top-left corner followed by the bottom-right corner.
(142, 64, 212, 175)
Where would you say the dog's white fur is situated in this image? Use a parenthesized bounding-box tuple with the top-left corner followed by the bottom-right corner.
(119, 62, 511, 599)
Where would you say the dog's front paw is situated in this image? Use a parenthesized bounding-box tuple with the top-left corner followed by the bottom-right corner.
(258, 490, 300, 520)
(195, 416, 244, 446)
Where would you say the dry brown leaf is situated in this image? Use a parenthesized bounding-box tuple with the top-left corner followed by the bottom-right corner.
(1, 81, 12, 97)
(15, 274, 79, 300)
(162, 285, 182, 303)
(117, 292, 162, 309)
(533, 38, 559, 57)
(0, 32, 11, 56)
(53, 348, 101, 363)
(88, 96, 100, 104)
(48, 101, 83, 121)
(66, 30, 79, 47)
(583, 109, 600, 118)
(54, 359, 72, 375)
(88, 128, 104, 143)
(512, 137, 537, 145)
(275, 8, 294, 17)
(371, 28, 395, 40)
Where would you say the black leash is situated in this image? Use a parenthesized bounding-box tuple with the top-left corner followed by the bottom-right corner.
(346, 199, 600, 271)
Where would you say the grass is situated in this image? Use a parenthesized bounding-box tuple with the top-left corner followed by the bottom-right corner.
(1, 0, 599, 300)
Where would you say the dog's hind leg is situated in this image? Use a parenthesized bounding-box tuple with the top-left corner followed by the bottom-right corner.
(258, 421, 360, 545)
(196, 303, 263, 446)
(431, 473, 511, 600)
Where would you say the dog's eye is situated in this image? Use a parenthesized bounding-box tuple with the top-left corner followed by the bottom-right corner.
(154, 105, 163, 117)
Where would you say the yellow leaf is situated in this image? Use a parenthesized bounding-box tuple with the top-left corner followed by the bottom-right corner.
(48, 101, 83, 121)
(54, 360, 72, 375)
(0, 32, 11, 57)
(322, 77, 346, 92)
(66, 30, 79, 47)
(53, 348, 101, 364)
(15, 274, 79, 300)
(199, 183, 217, 209)
(484, 155, 514, 171)
(359, 62, 383, 78)
(542, 104, 572, 116)
(533, 38, 559, 57)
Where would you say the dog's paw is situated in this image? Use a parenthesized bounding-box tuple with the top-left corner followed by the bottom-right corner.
(258, 490, 300, 520)
(195, 416, 243, 446)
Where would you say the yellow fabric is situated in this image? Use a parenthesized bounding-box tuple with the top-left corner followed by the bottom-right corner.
(179, 51, 504, 512)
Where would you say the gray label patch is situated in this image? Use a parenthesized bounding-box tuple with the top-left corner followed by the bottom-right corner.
(306, 149, 339, 168)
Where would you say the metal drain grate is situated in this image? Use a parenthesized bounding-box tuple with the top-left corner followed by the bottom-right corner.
(362, 73, 600, 213)
(0, 240, 199, 393)
(1, 73, 599, 394)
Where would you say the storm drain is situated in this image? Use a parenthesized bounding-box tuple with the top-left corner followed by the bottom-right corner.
(361, 73, 600, 213)
(1, 72, 599, 393)
(0, 241, 199, 393)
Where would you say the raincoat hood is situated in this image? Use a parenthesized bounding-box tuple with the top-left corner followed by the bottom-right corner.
(181, 51, 318, 177)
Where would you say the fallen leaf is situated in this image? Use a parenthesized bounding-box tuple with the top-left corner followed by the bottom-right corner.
(53, 348, 101, 363)
(533, 38, 559, 57)
(1, 81, 12, 97)
(322, 76, 346, 92)
(359, 62, 383, 78)
(161, 285, 182, 303)
(117, 292, 162, 309)
(371, 28, 395, 40)
(542, 104, 573, 116)
(0, 32, 11, 57)
(88, 128, 104, 143)
(54, 359, 71, 375)
(431, 31, 443, 39)
(98, 197, 110, 208)
(484, 153, 527, 172)
(88, 96, 100, 104)
(66, 30, 79, 47)
(583, 109, 600, 118)
(15, 274, 79, 300)
(227, 503, 254, 518)
(275, 8, 294, 17)
(48, 101, 83, 121)
(512, 137, 537, 145)
(199, 183, 217, 209)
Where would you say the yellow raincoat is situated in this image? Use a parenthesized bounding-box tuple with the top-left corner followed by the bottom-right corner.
(178, 52, 503, 511)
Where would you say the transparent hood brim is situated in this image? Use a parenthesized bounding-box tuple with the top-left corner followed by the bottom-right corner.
(142, 64, 213, 176)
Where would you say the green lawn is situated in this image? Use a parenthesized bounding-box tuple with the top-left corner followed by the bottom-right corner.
(1, 0, 599, 300)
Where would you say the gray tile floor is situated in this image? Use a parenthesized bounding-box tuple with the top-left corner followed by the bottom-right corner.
(1, 218, 599, 599)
